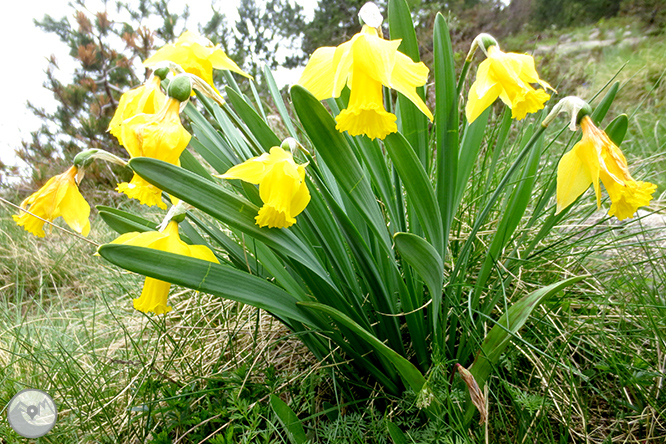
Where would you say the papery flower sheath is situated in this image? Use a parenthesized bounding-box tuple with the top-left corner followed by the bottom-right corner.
(116, 97, 191, 209)
(220, 146, 310, 229)
(109, 221, 219, 315)
(143, 30, 251, 92)
(13, 166, 90, 237)
(466, 42, 554, 123)
(557, 115, 656, 220)
(298, 24, 433, 140)
(108, 75, 167, 146)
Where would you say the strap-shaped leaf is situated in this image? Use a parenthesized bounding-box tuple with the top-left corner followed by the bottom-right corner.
(299, 301, 426, 394)
(225, 86, 281, 151)
(291, 85, 392, 253)
(591, 81, 619, 124)
(433, 13, 459, 256)
(128, 157, 333, 285)
(385, 133, 444, 254)
(388, 0, 429, 167)
(98, 244, 319, 327)
(394, 232, 444, 334)
(605, 113, 628, 146)
(97, 206, 157, 234)
(263, 65, 299, 139)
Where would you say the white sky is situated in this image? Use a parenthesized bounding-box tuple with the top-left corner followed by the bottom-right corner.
(0, 0, 316, 171)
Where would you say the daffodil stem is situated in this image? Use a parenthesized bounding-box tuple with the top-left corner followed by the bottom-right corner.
(456, 59, 472, 97)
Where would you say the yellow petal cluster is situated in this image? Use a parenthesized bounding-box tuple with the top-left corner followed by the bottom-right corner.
(298, 25, 432, 140)
(143, 30, 251, 92)
(110, 221, 219, 315)
(466, 45, 553, 123)
(116, 98, 191, 209)
(13, 166, 91, 237)
(557, 116, 657, 220)
(220, 147, 310, 229)
(108, 75, 166, 146)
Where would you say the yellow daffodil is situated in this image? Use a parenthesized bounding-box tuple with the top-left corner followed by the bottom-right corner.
(13, 166, 90, 237)
(116, 97, 191, 209)
(108, 75, 166, 146)
(143, 30, 251, 93)
(298, 24, 433, 140)
(220, 146, 310, 229)
(466, 42, 554, 123)
(109, 221, 219, 315)
(557, 115, 657, 220)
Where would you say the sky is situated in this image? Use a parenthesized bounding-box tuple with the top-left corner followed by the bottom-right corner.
(0, 0, 317, 173)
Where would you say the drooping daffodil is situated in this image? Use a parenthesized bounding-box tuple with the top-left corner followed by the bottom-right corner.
(466, 33, 554, 123)
(219, 143, 310, 229)
(116, 75, 192, 209)
(554, 101, 656, 220)
(109, 220, 219, 315)
(108, 68, 168, 146)
(143, 30, 251, 93)
(13, 165, 90, 237)
(297, 3, 432, 140)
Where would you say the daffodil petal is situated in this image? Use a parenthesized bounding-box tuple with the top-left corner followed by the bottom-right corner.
(390, 52, 433, 121)
(556, 146, 593, 213)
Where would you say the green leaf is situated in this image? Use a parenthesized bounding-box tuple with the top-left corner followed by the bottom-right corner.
(97, 206, 157, 234)
(393, 232, 444, 334)
(433, 13, 459, 254)
(270, 395, 308, 444)
(591, 81, 619, 124)
(291, 85, 392, 253)
(384, 133, 444, 254)
(455, 108, 490, 214)
(388, 0, 429, 167)
(98, 244, 319, 327)
(179, 148, 215, 182)
(605, 114, 628, 146)
(299, 301, 426, 393)
(225, 86, 281, 151)
(263, 65, 299, 139)
(387, 421, 408, 444)
(469, 275, 586, 389)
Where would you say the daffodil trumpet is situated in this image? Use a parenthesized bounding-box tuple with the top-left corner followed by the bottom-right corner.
(298, 7, 432, 140)
(465, 33, 555, 123)
(108, 220, 219, 315)
(553, 101, 656, 220)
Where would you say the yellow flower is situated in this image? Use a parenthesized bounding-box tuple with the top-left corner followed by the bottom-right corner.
(143, 30, 251, 92)
(108, 75, 166, 146)
(109, 221, 219, 315)
(116, 97, 191, 209)
(220, 146, 310, 228)
(13, 166, 90, 237)
(466, 45, 554, 123)
(557, 115, 657, 220)
(298, 24, 433, 140)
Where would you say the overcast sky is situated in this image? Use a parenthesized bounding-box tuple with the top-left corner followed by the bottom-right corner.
(0, 0, 316, 172)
